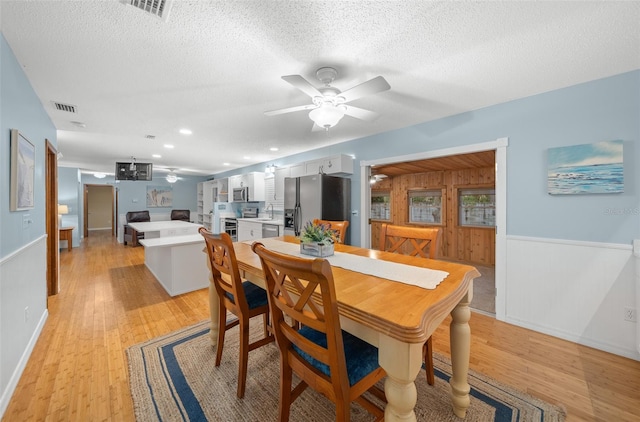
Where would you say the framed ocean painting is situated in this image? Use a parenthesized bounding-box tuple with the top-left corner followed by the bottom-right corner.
(547, 140, 623, 195)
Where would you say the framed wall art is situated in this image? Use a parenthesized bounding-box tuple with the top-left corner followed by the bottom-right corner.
(547, 140, 623, 195)
(146, 185, 173, 207)
(10, 129, 35, 211)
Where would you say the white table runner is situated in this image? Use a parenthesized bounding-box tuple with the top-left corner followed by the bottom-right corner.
(245, 238, 449, 290)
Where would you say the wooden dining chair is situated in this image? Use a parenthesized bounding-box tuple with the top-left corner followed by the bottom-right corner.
(312, 219, 350, 244)
(252, 242, 386, 422)
(199, 228, 274, 398)
(379, 223, 441, 386)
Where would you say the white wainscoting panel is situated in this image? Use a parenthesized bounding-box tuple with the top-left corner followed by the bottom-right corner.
(506, 236, 638, 361)
(0, 236, 48, 417)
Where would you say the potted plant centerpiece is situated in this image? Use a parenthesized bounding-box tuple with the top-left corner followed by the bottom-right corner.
(299, 220, 336, 257)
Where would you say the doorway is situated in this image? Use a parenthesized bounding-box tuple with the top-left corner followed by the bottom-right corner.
(360, 138, 508, 320)
(83, 184, 116, 238)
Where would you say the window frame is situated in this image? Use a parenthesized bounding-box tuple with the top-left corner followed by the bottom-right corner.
(370, 189, 392, 222)
(456, 186, 496, 228)
(407, 188, 445, 226)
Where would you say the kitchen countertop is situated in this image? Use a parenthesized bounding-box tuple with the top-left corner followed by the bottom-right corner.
(237, 218, 284, 226)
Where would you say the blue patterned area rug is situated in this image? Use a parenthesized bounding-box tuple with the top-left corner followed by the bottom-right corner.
(127, 320, 566, 421)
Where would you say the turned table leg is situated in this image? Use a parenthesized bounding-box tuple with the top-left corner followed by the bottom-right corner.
(449, 289, 472, 418)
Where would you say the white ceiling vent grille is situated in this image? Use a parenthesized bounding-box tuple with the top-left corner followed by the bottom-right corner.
(121, 0, 173, 21)
(52, 102, 78, 113)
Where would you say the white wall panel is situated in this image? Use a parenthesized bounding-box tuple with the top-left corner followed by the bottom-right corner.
(506, 236, 638, 360)
(0, 236, 48, 415)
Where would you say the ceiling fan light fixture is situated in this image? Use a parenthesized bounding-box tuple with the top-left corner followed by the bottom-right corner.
(166, 172, 178, 183)
(309, 105, 345, 129)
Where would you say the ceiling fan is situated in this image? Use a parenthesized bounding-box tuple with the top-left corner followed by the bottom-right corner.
(154, 166, 180, 183)
(264, 67, 390, 131)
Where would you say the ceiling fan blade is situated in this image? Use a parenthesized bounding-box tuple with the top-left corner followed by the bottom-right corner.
(282, 75, 322, 98)
(339, 76, 390, 103)
(342, 105, 380, 122)
(264, 104, 316, 116)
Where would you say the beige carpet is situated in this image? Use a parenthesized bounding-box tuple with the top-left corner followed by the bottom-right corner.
(127, 319, 565, 421)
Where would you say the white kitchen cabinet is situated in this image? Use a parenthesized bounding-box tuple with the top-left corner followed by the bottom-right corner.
(237, 220, 263, 241)
(273, 167, 290, 208)
(230, 172, 265, 202)
(228, 174, 242, 191)
(304, 159, 323, 175)
(264, 175, 276, 203)
(305, 154, 353, 175)
(214, 178, 228, 202)
(196, 182, 204, 225)
(201, 180, 216, 230)
(289, 163, 304, 178)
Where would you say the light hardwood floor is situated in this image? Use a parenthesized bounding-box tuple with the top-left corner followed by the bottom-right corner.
(3, 231, 639, 421)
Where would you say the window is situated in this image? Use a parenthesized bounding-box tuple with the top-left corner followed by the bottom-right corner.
(458, 188, 495, 227)
(371, 190, 391, 221)
(408, 190, 442, 224)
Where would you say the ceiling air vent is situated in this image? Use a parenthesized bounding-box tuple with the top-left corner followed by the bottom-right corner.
(52, 102, 78, 113)
(121, 0, 173, 21)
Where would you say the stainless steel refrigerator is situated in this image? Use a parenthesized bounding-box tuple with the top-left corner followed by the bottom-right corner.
(284, 174, 351, 243)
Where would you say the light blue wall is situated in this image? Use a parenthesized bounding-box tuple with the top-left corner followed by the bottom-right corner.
(0, 33, 56, 412)
(76, 172, 202, 225)
(0, 35, 57, 256)
(215, 70, 640, 247)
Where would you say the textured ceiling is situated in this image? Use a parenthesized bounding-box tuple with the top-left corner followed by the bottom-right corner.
(1, 1, 639, 177)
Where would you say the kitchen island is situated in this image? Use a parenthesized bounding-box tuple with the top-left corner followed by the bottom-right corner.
(126, 220, 202, 244)
(139, 234, 209, 296)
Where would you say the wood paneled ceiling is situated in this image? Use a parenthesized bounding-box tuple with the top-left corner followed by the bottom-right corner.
(372, 150, 495, 177)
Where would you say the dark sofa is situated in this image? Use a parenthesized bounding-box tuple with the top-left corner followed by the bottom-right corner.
(124, 210, 150, 246)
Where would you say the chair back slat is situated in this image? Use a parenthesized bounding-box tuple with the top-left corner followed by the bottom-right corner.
(253, 241, 387, 420)
(199, 228, 274, 399)
(252, 242, 346, 373)
(200, 228, 249, 314)
(379, 224, 441, 259)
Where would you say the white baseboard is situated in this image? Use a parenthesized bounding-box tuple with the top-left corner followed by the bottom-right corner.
(0, 310, 48, 418)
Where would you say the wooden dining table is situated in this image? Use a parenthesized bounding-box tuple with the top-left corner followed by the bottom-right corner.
(205, 236, 480, 421)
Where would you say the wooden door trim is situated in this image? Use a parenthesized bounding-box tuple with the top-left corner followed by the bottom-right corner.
(46, 140, 59, 296)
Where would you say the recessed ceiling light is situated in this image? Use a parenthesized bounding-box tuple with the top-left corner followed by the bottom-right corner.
(93, 172, 106, 179)
(243, 156, 251, 160)
(179, 128, 192, 135)
(223, 162, 230, 166)
(164, 144, 174, 149)
(152, 154, 161, 158)
(270, 147, 279, 151)
(71, 121, 86, 128)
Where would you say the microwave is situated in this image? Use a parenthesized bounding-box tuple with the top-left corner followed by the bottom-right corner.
(232, 186, 249, 202)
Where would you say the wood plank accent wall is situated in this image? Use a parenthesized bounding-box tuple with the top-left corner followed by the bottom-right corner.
(371, 166, 495, 266)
